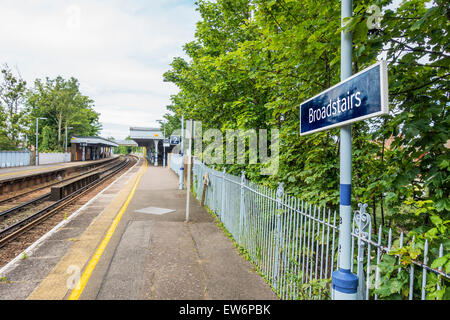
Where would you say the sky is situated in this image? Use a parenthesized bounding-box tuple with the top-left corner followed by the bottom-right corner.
(0, 0, 200, 140)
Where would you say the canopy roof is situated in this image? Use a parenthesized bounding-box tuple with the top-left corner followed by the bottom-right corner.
(70, 135, 118, 147)
(129, 127, 164, 140)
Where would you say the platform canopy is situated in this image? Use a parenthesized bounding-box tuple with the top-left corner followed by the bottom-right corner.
(129, 127, 164, 147)
(130, 126, 173, 166)
(115, 139, 138, 147)
(70, 135, 118, 147)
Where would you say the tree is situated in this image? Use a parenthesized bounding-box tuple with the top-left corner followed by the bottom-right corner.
(164, 0, 449, 299)
(26, 76, 101, 152)
(0, 64, 28, 149)
(165, 0, 449, 224)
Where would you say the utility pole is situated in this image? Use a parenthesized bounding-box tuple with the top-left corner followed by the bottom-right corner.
(154, 140, 158, 166)
(163, 121, 166, 167)
(35, 117, 47, 166)
(185, 119, 193, 222)
(65, 126, 73, 162)
(157, 119, 167, 167)
(179, 115, 184, 190)
(331, 0, 359, 300)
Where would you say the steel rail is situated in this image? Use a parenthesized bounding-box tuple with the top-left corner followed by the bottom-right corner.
(0, 193, 51, 219)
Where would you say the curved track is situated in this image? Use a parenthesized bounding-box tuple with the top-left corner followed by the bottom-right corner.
(0, 155, 138, 248)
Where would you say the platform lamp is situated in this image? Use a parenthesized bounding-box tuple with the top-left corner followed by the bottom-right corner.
(65, 126, 74, 162)
(156, 119, 166, 167)
(35, 117, 47, 166)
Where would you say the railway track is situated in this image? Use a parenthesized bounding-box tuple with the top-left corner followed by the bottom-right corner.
(0, 157, 125, 219)
(0, 157, 123, 208)
(0, 155, 138, 248)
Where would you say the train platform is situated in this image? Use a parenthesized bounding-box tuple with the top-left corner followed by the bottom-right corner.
(0, 156, 277, 300)
(0, 156, 119, 181)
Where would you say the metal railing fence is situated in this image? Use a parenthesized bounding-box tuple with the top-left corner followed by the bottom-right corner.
(169, 154, 449, 300)
(39, 152, 71, 164)
(169, 153, 183, 178)
(0, 150, 31, 167)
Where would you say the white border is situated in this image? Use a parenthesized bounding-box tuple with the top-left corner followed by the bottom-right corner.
(0, 157, 141, 277)
(300, 60, 389, 136)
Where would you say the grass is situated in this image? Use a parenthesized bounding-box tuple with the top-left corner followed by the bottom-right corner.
(0, 276, 9, 283)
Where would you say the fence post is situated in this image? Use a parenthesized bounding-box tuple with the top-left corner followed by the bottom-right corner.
(353, 203, 370, 300)
(274, 182, 284, 292)
(239, 171, 246, 246)
(221, 168, 226, 222)
(211, 166, 216, 213)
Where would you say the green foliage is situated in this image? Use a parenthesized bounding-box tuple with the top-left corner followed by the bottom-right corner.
(373, 254, 409, 299)
(165, 0, 449, 226)
(374, 251, 450, 300)
(113, 136, 141, 155)
(25, 76, 101, 152)
(0, 66, 101, 153)
(296, 277, 331, 300)
(161, 112, 182, 137)
(164, 0, 449, 299)
(0, 64, 28, 150)
(374, 200, 449, 300)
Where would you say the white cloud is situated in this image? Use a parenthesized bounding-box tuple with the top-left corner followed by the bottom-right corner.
(0, 0, 199, 139)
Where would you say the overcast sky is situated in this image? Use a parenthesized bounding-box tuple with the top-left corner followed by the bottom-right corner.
(0, 0, 199, 140)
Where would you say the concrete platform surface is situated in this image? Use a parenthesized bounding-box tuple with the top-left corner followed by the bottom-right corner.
(0, 155, 119, 181)
(0, 158, 278, 300)
(0, 157, 142, 299)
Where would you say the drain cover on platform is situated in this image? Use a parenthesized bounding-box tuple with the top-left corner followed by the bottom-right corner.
(135, 206, 176, 215)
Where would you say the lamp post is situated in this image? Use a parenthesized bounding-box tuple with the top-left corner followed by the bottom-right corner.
(157, 119, 166, 167)
(185, 119, 193, 222)
(35, 117, 47, 166)
(65, 126, 74, 162)
(179, 115, 184, 190)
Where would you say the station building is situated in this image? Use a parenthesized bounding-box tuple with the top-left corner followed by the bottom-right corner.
(129, 127, 175, 166)
(70, 135, 118, 161)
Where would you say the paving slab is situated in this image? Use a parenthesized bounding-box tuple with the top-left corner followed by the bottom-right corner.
(0, 156, 118, 181)
(77, 164, 278, 300)
(0, 158, 142, 300)
(1, 158, 278, 300)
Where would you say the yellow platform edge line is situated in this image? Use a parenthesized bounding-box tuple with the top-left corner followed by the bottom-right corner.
(67, 158, 147, 300)
(0, 165, 62, 177)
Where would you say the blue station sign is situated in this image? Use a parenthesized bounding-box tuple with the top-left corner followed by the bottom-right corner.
(170, 135, 180, 145)
(300, 60, 388, 135)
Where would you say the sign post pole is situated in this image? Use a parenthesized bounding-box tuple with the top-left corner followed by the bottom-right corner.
(179, 115, 184, 190)
(185, 119, 192, 222)
(298, 3, 387, 301)
(332, 0, 359, 300)
(163, 122, 166, 167)
(35, 117, 39, 166)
